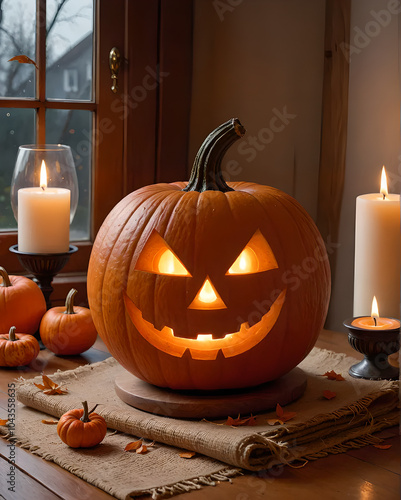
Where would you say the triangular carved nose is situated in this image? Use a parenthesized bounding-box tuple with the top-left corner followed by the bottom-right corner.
(188, 277, 227, 310)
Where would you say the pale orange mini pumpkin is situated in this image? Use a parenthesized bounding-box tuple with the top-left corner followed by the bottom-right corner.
(88, 119, 331, 390)
(40, 289, 98, 355)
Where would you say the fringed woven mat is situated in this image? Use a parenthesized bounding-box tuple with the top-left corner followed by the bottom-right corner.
(0, 347, 399, 499)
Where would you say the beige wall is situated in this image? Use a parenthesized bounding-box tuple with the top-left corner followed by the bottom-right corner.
(189, 0, 325, 218)
(189, 0, 400, 332)
(327, 0, 400, 331)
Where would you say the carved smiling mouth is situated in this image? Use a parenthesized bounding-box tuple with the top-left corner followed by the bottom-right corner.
(123, 289, 286, 360)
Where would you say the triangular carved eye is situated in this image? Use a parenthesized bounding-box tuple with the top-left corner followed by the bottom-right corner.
(157, 248, 189, 275)
(135, 230, 191, 276)
(226, 230, 278, 275)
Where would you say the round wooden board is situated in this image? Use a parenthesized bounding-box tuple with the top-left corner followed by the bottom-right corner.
(114, 368, 307, 419)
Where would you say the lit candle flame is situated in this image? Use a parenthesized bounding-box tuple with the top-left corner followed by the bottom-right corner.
(371, 296, 379, 326)
(380, 166, 388, 200)
(40, 160, 47, 190)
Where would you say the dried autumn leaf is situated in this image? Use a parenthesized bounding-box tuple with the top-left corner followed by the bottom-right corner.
(0, 419, 8, 426)
(125, 440, 143, 452)
(136, 444, 148, 454)
(224, 414, 256, 427)
(34, 374, 68, 395)
(266, 418, 284, 426)
(8, 55, 39, 69)
(373, 444, 392, 450)
(322, 370, 345, 381)
(137, 442, 154, 454)
(276, 403, 296, 423)
(179, 451, 196, 459)
(323, 390, 337, 400)
(125, 440, 154, 454)
(41, 419, 58, 425)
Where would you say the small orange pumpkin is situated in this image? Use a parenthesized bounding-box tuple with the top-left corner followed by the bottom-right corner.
(40, 289, 98, 355)
(0, 326, 40, 367)
(0, 267, 46, 335)
(57, 401, 107, 448)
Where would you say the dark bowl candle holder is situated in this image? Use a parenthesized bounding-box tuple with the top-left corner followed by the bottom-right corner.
(343, 317, 400, 380)
(9, 244, 78, 310)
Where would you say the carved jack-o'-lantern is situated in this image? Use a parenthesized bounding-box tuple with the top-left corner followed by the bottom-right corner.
(87, 119, 330, 390)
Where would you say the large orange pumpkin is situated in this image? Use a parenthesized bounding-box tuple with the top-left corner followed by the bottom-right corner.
(87, 119, 330, 390)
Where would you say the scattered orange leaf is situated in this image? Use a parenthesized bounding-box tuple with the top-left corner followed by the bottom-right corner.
(0, 419, 8, 426)
(323, 390, 337, 400)
(179, 451, 196, 459)
(34, 374, 68, 395)
(322, 370, 345, 381)
(266, 418, 284, 426)
(136, 444, 147, 454)
(373, 444, 392, 450)
(8, 55, 39, 69)
(41, 419, 58, 425)
(125, 439, 154, 454)
(125, 440, 143, 452)
(276, 403, 296, 423)
(224, 414, 256, 427)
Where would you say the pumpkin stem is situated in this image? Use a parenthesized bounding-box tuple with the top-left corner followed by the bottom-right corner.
(8, 327, 17, 342)
(183, 118, 246, 193)
(0, 267, 12, 288)
(88, 403, 99, 414)
(80, 401, 91, 423)
(64, 288, 78, 315)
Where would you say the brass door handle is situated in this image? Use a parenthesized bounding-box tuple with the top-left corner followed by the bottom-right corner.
(109, 47, 121, 93)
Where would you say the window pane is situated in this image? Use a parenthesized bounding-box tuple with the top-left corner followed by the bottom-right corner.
(46, 109, 91, 240)
(46, 0, 94, 101)
(0, 109, 35, 231)
(0, 0, 36, 98)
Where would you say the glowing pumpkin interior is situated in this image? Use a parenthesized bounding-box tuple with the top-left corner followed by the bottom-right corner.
(124, 228, 286, 360)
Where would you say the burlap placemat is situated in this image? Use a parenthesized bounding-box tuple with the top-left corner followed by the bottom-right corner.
(0, 347, 399, 499)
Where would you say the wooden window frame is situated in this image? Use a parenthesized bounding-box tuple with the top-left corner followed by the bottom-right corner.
(0, 0, 194, 306)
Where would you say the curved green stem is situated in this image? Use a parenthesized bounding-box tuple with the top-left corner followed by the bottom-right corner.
(64, 288, 77, 315)
(183, 118, 246, 193)
(0, 267, 12, 287)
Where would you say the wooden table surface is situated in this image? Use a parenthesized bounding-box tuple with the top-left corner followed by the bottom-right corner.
(0, 330, 399, 500)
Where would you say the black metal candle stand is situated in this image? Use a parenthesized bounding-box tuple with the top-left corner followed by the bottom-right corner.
(9, 244, 78, 310)
(343, 317, 400, 380)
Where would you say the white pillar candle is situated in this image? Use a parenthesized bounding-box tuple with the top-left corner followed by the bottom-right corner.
(353, 168, 401, 318)
(17, 161, 71, 253)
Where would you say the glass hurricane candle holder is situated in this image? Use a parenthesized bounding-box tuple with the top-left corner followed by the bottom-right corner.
(10, 144, 78, 254)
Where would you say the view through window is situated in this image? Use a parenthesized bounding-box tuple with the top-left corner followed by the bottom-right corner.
(0, 0, 93, 240)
